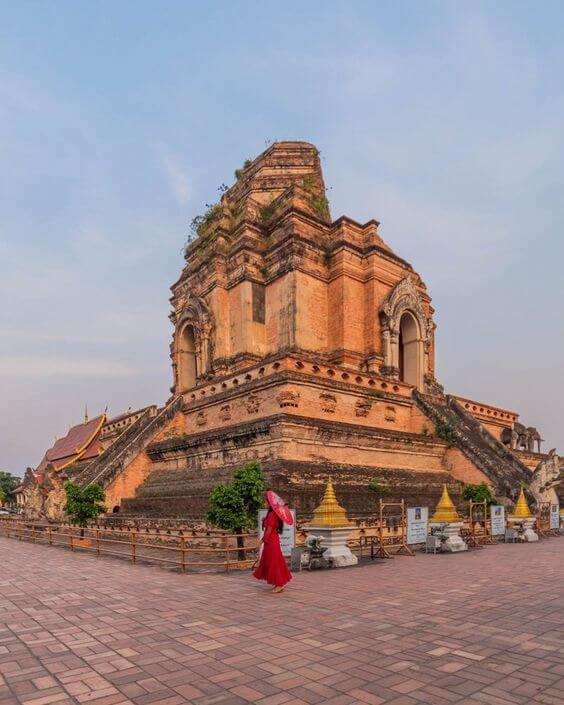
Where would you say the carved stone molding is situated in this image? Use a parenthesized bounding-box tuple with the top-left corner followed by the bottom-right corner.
(219, 404, 231, 422)
(319, 393, 337, 414)
(384, 405, 397, 423)
(245, 394, 262, 414)
(195, 411, 207, 426)
(355, 398, 372, 417)
(276, 391, 300, 408)
(380, 275, 430, 338)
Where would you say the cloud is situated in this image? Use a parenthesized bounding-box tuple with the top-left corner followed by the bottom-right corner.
(0, 356, 134, 379)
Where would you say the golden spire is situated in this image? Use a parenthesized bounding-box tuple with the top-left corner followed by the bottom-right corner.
(84, 403, 89, 423)
(511, 487, 532, 519)
(430, 484, 460, 523)
(310, 479, 353, 528)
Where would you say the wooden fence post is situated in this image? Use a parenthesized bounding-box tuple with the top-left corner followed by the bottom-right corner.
(131, 530, 137, 564)
(180, 535, 186, 573)
(224, 536, 230, 573)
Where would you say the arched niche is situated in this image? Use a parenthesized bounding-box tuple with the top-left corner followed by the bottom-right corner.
(170, 294, 214, 394)
(398, 311, 423, 388)
(178, 323, 198, 391)
(379, 276, 432, 391)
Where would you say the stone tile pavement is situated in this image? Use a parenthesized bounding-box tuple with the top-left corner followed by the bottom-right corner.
(2, 537, 564, 705)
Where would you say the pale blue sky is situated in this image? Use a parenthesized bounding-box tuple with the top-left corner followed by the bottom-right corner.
(1, 1, 563, 474)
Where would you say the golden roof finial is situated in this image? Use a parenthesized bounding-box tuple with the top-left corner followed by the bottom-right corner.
(430, 484, 460, 523)
(511, 487, 532, 519)
(84, 403, 89, 423)
(309, 479, 353, 528)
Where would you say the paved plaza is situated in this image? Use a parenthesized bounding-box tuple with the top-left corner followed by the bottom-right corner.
(2, 538, 564, 705)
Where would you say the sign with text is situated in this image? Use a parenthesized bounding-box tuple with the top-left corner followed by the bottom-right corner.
(490, 505, 506, 536)
(407, 506, 428, 544)
(258, 509, 296, 557)
(550, 504, 560, 530)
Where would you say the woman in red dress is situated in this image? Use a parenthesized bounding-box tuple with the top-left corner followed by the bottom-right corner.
(253, 505, 292, 593)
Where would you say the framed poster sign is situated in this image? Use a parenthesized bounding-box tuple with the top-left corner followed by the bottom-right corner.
(490, 505, 506, 536)
(550, 504, 560, 530)
(407, 506, 428, 544)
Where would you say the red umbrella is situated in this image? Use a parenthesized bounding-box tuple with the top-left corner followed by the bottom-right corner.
(266, 490, 294, 526)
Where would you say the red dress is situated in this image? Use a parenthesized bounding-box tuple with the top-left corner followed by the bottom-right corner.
(253, 511, 292, 587)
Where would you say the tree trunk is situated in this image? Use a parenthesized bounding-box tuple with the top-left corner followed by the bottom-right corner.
(236, 532, 245, 561)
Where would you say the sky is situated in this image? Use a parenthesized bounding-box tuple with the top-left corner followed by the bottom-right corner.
(1, 1, 563, 476)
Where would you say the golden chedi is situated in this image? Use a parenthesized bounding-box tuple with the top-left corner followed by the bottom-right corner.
(306, 480, 357, 567)
(310, 479, 354, 528)
(430, 484, 460, 524)
(507, 487, 538, 541)
(429, 483, 467, 552)
(510, 487, 532, 519)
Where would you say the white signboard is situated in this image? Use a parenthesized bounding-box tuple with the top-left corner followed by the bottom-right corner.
(258, 509, 296, 557)
(490, 505, 506, 536)
(550, 504, 560, 530)
(407, 506, 428, 544)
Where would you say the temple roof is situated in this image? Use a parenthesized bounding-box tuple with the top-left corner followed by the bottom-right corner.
(36, 414, 106, 474)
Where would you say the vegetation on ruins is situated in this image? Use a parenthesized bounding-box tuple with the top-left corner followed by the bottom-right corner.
(206, 462, 265, 558)
(184, 202, 223, 256)
(0, 487, 5, 505)
(258, 201, 277, 227)
(434, 418, 457, 445)
(302, 175, 330, 220)
(461, 482, 497, 505)
(234, 158, 252, 181)
(64, 482, 107, 536)
(368, 476, 390, 496)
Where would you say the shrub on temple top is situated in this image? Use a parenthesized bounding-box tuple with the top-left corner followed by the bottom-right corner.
(461, 482, 497, 505)
(64, 482, 107, 535)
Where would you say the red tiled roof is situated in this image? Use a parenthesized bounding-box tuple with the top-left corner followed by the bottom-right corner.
(36, 415, 104, 474)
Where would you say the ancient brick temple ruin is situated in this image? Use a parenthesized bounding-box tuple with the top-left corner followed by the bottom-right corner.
(19, 142, 563, 521)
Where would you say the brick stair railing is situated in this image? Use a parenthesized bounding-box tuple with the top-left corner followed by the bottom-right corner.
(413, 390, 531, 498)
(76, 396, 184, 489)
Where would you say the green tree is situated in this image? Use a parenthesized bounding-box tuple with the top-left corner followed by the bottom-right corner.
(462, 482, 497, 505)
(0, 471, 20, 501)
(64, 482, 107, 536)
(0, 486, 5, 506)
(206, 462, 265, 558)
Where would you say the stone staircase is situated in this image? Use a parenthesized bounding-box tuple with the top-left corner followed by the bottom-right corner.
(414, 390, 531, 499)
(120, 464, 233, 518)
(76, 396, 184, 490)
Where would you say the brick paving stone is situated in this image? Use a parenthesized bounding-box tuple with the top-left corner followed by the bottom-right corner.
(3, 537, 564, 704)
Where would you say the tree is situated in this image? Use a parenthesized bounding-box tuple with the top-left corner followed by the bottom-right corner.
(206, 462, 265, 559)
(462, 482, 497, 505)
(0, 486, 5, 506)
(0, 471, 20, 502)
(64, 482, 107, 536)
